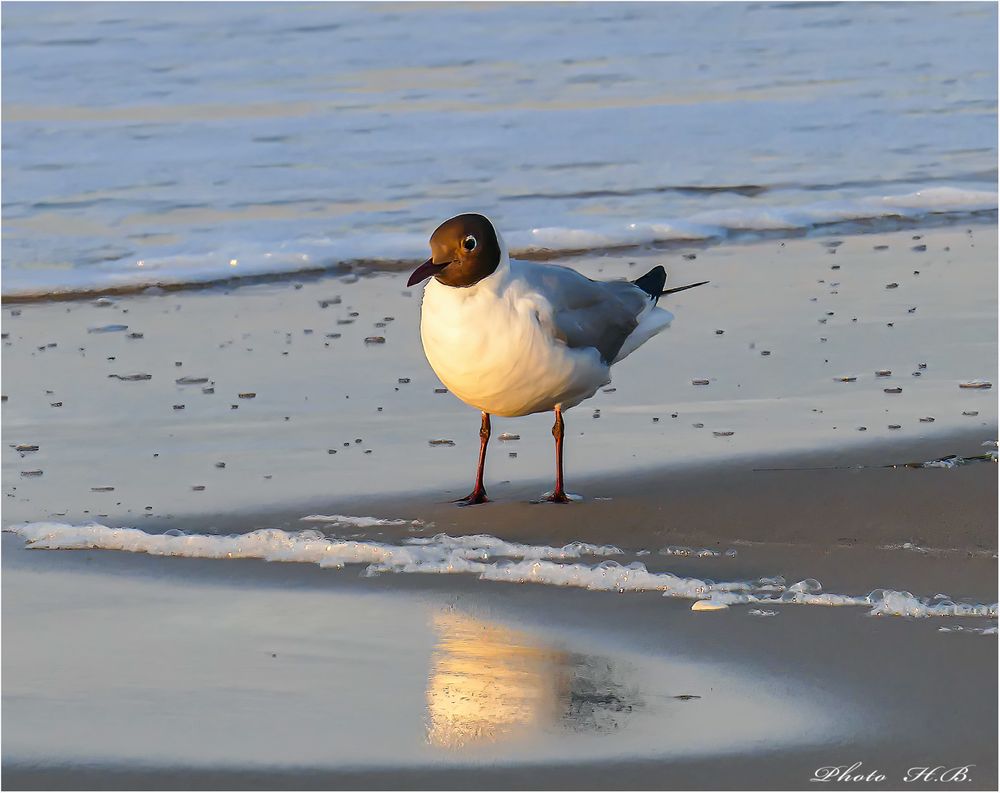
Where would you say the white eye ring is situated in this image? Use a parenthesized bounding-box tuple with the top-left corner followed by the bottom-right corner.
(462, 235, 477, 252)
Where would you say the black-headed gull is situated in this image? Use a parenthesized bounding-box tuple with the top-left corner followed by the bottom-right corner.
(408, 213, 706, 504)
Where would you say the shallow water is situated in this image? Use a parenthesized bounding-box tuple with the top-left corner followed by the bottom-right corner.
(1, 562, 842, 767)
(2, 2, 997, 295)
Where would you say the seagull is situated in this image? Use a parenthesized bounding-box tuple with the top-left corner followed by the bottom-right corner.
(407, 213, 707, 504)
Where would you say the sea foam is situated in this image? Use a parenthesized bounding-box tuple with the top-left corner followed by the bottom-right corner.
(3, 187, 995, 298)
(299, 514, 425, 528)
(6, 522, 997, 622)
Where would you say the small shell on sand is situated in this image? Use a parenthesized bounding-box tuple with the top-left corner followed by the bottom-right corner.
(713, 431, 734, 437)
(428, 439, 455, 447)
(888, 424, 901, 430)
(176, 376, 208, 385)
(885, 283, 898, 289)
(238, 392, 256, 399)
(692, 379, 710, 386)
(884, 387, 902, 394)
(91, 486, 115, 492)
(959, 381, 992, 389)
(919, 417, 936, 423)
(875, 370, 891, 377)
(364, 336, 386, 344)
(14, 444, 39, 452)
(109, 373, 152, 381)
(691, 600, 729, 612)
(962, 411, 979, 417)
(498, 433, 520, 441)
(835, 376, 857, 383)
(21, 470, 43, 477)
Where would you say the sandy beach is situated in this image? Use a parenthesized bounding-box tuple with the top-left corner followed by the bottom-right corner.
(4, 3, 998, 789)
(3, 224, 997, 790)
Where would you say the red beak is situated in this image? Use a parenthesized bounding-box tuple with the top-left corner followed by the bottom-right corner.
(407, 257, 449, 287)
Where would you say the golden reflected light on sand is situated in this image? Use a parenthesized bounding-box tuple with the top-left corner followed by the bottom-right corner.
(425, 611, 569, 749)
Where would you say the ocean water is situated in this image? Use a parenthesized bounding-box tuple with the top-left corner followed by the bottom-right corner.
(2, 1, 997, 296)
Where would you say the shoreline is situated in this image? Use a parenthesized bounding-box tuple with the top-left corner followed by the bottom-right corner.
(2, 211, 995, 305)
(6, 420, 996, 554)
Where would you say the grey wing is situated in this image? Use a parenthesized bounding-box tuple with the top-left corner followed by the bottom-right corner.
(517, 261, 650, 364)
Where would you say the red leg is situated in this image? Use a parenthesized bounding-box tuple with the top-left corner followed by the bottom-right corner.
(455, 412, 490, 505)
(545, 406, 571, 503)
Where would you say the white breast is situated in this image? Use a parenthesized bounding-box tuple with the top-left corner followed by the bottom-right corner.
(419, 266, 610, 418)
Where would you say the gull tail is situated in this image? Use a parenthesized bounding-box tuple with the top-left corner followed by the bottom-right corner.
(632, 265, 709, 302)
(661, 280, 709, 296)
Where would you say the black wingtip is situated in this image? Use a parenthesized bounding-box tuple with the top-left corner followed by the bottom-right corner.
(632, 265, 667, 298)
(660, 280, 709, 296)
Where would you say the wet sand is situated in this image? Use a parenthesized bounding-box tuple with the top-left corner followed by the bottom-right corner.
(2, 225, 997, 789)
(3, 225, 998, 529)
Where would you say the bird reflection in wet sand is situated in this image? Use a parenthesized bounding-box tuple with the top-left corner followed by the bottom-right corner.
(425, 612, 641, 749)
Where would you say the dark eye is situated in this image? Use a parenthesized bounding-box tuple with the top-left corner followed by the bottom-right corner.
(462, 235, 477, 252)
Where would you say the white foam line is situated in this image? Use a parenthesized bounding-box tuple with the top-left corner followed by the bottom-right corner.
(299, 514, 424, 528)
(939, 626, 998, 635)
(3, 186, 996, 297)
(5, 522, 997, 621)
